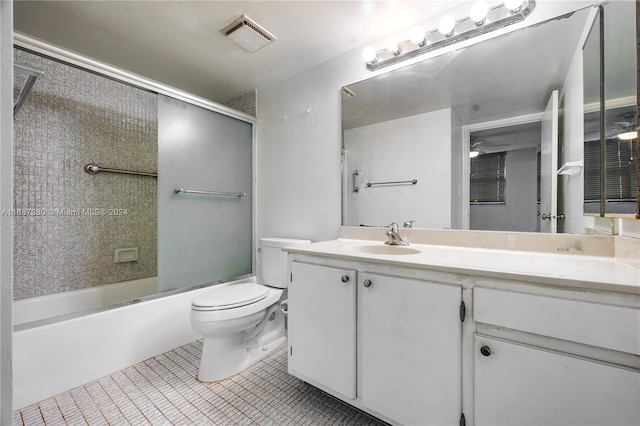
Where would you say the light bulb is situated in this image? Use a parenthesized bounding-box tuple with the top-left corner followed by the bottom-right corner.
(386, 38, 401, 55)
(438, 15, 456, 36)
(470, 151, 480, 158)
(470, 1, 489, 25)
(409, 26, 426, 46)
(618, 130, 638, 141)
(504, 0, 525, 12)
(362, 46, 378, 63)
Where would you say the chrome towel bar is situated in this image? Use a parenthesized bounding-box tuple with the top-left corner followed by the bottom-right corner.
(84, 163, 157, 178)
(174, 188, 246, 198)
(366, 179, 418, 187)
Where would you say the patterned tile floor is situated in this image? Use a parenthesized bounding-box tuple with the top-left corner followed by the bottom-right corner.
(14, 340, 387, 425)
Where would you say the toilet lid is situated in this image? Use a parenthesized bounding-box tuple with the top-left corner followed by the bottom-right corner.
(192, 284, 269, 311)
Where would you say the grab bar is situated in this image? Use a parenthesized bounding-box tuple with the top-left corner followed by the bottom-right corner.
(84, 163, 157, 178)
(366, 179, 418, 187)
(174, 188, 246, 198)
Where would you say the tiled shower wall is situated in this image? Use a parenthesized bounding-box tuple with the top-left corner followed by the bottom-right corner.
(13, 49, 158, 300)
(224, 90, 256, 117)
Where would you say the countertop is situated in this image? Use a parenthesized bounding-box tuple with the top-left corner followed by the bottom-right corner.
(284, 237, 640, 295)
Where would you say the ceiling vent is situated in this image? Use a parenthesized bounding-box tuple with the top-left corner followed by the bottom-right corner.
(220, 15, 276, 53)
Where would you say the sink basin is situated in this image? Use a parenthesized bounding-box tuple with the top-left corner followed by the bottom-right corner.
(345, 244, 422, 255)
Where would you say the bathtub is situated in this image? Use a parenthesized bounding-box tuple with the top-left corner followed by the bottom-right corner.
(14, 277, 159, 328)
(13, 275, 255, 409)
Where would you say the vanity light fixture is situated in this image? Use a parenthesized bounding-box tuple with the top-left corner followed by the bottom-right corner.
(438, 15, 456, 37)
(504, 0, 526, 12)
(409, 26, 427, 47)
(470, 1, 490, 25)
(362, 45, 378, 64)
(386, 38, 402, 55)
(362, 0, 536, 71)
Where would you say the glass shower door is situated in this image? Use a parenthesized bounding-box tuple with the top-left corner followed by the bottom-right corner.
(158, 95, 253, 292)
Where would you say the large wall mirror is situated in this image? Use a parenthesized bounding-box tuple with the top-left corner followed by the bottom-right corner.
(342, 2, 638, 234)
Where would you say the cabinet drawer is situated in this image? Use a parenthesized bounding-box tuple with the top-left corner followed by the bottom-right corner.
(473, 287, 640, 355)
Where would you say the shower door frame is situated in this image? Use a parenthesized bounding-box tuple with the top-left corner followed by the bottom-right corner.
(11, 33, 259, 317)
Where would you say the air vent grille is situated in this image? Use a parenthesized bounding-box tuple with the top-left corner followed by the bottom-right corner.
(220, 15, 276, 53)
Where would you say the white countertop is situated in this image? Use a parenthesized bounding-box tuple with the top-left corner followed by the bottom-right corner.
(285, 238, 640, 295)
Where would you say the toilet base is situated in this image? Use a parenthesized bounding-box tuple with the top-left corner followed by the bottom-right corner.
(197, 331, 286, 382)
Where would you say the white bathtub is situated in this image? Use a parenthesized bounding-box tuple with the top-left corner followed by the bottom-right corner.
(14, 277, 159, 328)
(13, 275, 256, 409)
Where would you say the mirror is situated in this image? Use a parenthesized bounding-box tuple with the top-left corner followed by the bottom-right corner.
(583, 2, 639, 218)
(342, 4, 638, 232)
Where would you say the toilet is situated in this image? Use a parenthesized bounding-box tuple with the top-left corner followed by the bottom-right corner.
(190, 237, 310, 382)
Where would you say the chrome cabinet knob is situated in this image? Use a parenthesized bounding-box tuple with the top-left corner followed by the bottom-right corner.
(480, 346, 492, 357)
(341, 275, 349, 283)
(363, 279, 372, 288)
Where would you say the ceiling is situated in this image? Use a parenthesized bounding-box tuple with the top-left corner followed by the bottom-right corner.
(471, 122, 541, 155)
(13, 0, 465, 105)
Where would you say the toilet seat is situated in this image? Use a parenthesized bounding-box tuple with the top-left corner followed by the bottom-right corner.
(192, 283, 269, 311)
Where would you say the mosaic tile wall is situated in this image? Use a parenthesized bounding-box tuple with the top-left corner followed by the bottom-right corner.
(224, 90, 256, 117)
(13, 48, 158, 300)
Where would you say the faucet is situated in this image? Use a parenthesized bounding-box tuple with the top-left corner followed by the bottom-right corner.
(403, 220, 415, 229)
(385, 222, 409, 246)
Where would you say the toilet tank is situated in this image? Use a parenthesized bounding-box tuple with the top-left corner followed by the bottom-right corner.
(260, 238, 311, 288)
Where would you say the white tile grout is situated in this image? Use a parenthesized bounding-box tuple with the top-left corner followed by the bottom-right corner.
(14, 340, 387, 426)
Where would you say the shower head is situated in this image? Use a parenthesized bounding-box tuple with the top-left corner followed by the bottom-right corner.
(14, 63, 44, 118)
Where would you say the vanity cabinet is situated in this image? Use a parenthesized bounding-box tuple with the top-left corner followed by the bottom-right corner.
(473, 287, 640, 426)
(287, 261, 357, 399)
(361, 273, 461, 425)
(284, 231, 640, 425)
(288, 260, 463, 425)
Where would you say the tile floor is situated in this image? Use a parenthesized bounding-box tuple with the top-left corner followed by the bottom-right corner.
(14, 340, 387, 425)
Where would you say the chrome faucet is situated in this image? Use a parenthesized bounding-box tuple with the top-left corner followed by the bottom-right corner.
(385, 222, 409, 246)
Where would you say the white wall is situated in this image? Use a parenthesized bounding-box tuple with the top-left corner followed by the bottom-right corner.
(343, 109, 452, 229)
(451, 110, 464, 229)
(0, 0, 13, 421)
(470, 148, 538, 232)
(256, 1, 606, 242)
(256, 50, 365, 243)
(559, 9, 598, 235)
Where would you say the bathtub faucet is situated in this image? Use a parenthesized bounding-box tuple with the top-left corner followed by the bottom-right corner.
(385, 222, 409, 246)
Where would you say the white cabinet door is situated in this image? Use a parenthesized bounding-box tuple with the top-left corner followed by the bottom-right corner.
(288, 262, 357, 399)
(361, 273, 462, 425)
(474, 335, 640, 426)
